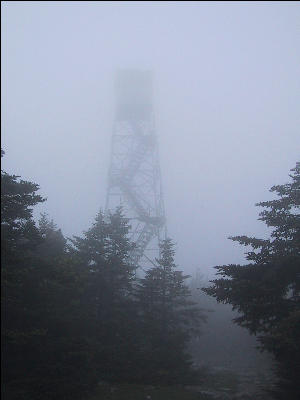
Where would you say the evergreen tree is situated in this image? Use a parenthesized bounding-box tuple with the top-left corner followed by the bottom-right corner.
(1, 149, 45, 261)
(1, 150, 46, 398)
(31, 213, 96, 400)
(203, 162, 300, 399)
(69, 208, 139, 382)
(135, 238, 206, 384)
(1, 151, 95, 399)
(37, 213, 66, 258)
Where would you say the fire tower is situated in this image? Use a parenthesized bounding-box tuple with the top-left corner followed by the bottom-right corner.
(105, 69, 166, 269)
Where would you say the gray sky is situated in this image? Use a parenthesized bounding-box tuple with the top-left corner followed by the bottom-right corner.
(2, 1, 299, 277)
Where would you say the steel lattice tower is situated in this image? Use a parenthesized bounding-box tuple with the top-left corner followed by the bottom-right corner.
(105, 69, 166, 269)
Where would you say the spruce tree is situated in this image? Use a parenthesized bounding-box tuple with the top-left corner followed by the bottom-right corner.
(1, 150, 46, 398)
(135, 238, 206, 383)
(203, 162, 300, 399)
(1, 151, 95, 399)
(69, 207, 139, 382)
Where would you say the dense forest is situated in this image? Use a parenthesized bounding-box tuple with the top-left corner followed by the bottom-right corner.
(1, 148, 206, 399)
(1, 150, 299, 400)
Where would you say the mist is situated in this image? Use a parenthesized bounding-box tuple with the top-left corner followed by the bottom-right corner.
(2, 2, 300, 399)
(2, 1, 299, 277)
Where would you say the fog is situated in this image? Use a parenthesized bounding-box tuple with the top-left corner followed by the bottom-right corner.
(2, 1, 299, 277)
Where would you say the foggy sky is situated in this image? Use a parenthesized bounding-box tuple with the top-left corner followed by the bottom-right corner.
(2, 1, 299, 277)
